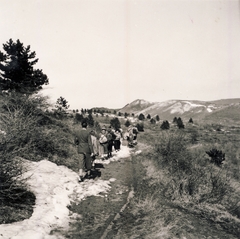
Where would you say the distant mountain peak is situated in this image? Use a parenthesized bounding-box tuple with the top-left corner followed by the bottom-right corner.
(119, 98, 240, 122)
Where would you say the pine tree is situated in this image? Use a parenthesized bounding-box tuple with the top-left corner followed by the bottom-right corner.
(147, 114, 151, 119)
(137, 123, 144, 132)
(125, 119, 131, 127)
(110, 117, 121, 130)
(160, 120, 170, 130)
(0, 39, 48, 94)
(177, 117, 185, 129)
(55, 96, 69, 112)
(173, 117, 178, 123)
(188, 118, 193, 124)
(150, 118, 156, 124)
(138, 113, 145, 120)
(156, 115, 160, 121)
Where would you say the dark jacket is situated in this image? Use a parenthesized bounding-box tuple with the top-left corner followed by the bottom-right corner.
(74, 129, 93, 154)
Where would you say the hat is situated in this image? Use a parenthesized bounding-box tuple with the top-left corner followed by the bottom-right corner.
(101, 125, 106, 130)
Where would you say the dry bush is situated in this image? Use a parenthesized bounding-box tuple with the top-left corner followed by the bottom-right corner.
(0, 96, 37, 203)
(154, 130, 232, 205)
(0, 94, 73, 203)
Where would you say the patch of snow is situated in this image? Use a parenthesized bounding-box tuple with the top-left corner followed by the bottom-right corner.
(0, 146, 131, 239)
(169, 101, 206, 114)
(134, 150, 142, 155)
(183, 101, 205, 108)
(169, 102, 184, 114)
(207, 107, 212, 112)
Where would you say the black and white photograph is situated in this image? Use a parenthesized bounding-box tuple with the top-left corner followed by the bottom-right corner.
(0, 0, 240, 238)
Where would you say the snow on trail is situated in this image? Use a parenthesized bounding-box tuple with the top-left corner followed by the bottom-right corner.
(0, 146, 131, 239)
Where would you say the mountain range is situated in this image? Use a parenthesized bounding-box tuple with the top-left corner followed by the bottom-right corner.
(119, 99, 240, 123)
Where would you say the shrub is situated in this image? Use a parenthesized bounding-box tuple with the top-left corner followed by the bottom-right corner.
(150, 118, 156, 124)
(137, 123, 144, 132)
(138, 113, 145, 120)
(160, 120, 170, 130)
(177, 117, 185, 129)
(110, 117, 121, 130)
(125, 119, 131, 127)
(0, 95, 39, 202)
(206, 148, 225, 166)
(155, 131, 231, 203)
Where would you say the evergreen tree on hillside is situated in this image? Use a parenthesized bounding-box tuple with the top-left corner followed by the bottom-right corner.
(173, 117, 178, 123)
(160, 120, 170, 130)
(55, 96, 69, 112)
(87, 109, 92, 115)
(150, 118, 156, 124)
(138, 113, 145, 120)
(0, 39, 48, 94)
(137, 123, 144, 132)
(177, 117, 185, 129)
(147, 114, 151, 119)
(156, 115, 160, 121)
(110, 117, 121, 130)
(125, 119, 131, 127)
(188, 118, 193, 124)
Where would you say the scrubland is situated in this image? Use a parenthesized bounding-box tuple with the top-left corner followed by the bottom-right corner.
(119, 120, 240, 238)
(1, 94, 240, 238)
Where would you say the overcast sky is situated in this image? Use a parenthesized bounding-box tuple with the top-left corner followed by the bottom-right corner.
(1, 0, 240, 109)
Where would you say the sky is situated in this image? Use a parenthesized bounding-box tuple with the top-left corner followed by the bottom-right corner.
(1, 0, 240, 109)
(0, 146, 132, 239)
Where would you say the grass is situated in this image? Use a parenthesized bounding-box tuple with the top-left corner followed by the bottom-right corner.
(1, 96, 240, 238)
(126, 120, 240, 237)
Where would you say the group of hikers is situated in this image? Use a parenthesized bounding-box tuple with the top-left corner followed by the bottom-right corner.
(74, 121, 138, 182)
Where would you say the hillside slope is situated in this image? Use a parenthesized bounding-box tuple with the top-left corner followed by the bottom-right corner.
(119, 98, 240, 122)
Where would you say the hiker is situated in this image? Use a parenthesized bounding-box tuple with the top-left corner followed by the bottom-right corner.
(127, 124, 138, 147)
(89, 129, 98, 168)
(74, 121, 94, 182)
(114, 129, 121, 151)
(98, 125, 108, 159)
(132, 124, 139, 145)
(106, 126, 114, 158)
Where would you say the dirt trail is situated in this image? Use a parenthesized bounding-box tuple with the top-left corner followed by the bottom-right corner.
(65, 148, 136, 239)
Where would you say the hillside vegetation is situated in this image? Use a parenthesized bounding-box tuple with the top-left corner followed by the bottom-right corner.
(0, 93, 240, 238)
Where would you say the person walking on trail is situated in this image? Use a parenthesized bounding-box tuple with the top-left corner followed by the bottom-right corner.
(106, 126, 114, 158)
(127, 124, 138, 147)
(98, 125, 108, 159)
(132, 124, 139, 144)
(74, 121, 94, 182)
(114, 129, 121, 151)
(89, 129, 98, 168)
